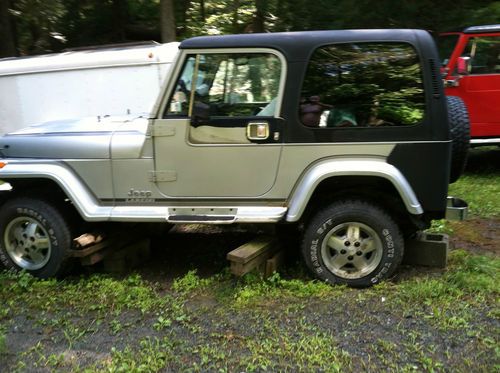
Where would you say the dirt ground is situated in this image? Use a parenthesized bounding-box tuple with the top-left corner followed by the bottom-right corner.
(0, 215, 498, 372)
(0, 148, 498, 372)
(450, 218, 499, 256)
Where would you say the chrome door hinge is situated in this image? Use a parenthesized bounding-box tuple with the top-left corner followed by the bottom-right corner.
(152, 124, 176, 137)
(148, 170, 177, 182)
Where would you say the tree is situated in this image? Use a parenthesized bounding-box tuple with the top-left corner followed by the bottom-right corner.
(3, 0, 499, 56)
(251, 0, 267, 33)
(160, 0, 176, 42)
(0, 0, 16, 57)
(112, 0, 128, 41)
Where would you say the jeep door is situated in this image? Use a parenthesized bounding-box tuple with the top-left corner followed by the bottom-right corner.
(445, 33, 500, 140)
(152, 49, 285, 198)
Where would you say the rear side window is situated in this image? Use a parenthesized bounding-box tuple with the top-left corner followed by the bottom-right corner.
(300, 42, 425, 128)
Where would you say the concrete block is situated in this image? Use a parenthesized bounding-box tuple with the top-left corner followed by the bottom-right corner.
(403, 232, 450, 268)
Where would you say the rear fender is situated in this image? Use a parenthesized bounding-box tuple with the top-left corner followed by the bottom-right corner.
(286, 158, 423, 222)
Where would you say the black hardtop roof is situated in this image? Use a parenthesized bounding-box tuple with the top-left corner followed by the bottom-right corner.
(464, 24, 500, 34)
(180, 29, 428, 61)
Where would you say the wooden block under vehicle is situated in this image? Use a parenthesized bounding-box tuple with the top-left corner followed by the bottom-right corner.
(227, 236, 281, 276)
(403, 232, 450, 268)
(265, 250, 285, 278)
(103, 238, 151, 273)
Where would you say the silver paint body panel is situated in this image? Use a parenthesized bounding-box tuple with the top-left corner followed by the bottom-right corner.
(0, 45, 428, 224)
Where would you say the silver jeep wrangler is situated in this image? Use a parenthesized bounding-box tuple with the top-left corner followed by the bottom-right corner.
(0, 30, 469, 287)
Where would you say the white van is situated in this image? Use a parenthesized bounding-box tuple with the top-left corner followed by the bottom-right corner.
(0, 41, 179, 134)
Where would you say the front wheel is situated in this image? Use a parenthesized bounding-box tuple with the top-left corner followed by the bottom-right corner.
(0, 198, 73, 278)
(301, 200, 404, 287)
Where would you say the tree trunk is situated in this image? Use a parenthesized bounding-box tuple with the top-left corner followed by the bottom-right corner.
(177, 0, 191, 38)
(0, 0, 16, 57)
(200, 0, 205, 23)
(232, 0, 240, 33)
(160, 0, 176, 42)
(252, 0, 267, 33)
(112, 0, 128, 41)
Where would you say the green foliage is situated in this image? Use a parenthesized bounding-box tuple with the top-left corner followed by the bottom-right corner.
(1, 245, 499, 371)
(101, 337, 176, 372)
(171, 269, 213, 294)
(242, 329, 351, 372)
(397, 250, 499, 301)
(0, 271, 168, 315)
(10, 0, 67, 54)
(428, 219, 454, 235)
(231, 271, 339, 307)
(4, 0, 500, 57)
(382, 250, 499, 331)
(446, 250, 500, 293)
(0, 332, 6, 355)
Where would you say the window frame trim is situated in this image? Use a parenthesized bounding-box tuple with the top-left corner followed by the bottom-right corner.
(159, 47, 288, 120)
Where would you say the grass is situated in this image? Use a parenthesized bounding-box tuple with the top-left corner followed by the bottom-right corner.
(0, 147, 498, 372)
(449, 173, 499, 217)
(0, 331, 6, 355)
(429, 147, 499, 234)
(0, 248, 498, 371)
(448, 147, 500, 218)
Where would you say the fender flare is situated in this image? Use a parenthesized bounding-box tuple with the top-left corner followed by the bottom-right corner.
(0, 160, 111, 221)
(285, 158, 423, 222)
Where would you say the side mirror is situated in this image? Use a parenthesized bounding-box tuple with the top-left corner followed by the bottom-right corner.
(456, 56, 470, 75)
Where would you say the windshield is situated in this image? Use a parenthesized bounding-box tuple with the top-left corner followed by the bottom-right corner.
(437, 34, 460, 66)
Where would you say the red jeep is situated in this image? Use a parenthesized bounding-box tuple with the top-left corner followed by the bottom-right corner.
(439, 25, 500, 146)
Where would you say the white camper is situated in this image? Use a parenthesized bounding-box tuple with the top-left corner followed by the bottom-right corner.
(0, 41, 180, 134)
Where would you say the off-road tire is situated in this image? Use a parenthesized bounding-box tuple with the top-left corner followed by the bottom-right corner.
(447, 96, 470, 183)
(0, 198, 73, 278)
(302, 200, 404, 287)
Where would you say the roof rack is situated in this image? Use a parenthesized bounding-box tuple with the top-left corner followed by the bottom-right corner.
(62, 41, 160, 52)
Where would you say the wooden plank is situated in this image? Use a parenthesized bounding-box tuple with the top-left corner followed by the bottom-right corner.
(226, 236, 276, 264)
(70, 240, 111, 258)
(80, 247, 113, 266)
(74, 232, 105, 249)
(103, 238, 151, 273)
(78, 235, 133, 264)
(265, 250, 285, 278)
(228, 238, 280, 277)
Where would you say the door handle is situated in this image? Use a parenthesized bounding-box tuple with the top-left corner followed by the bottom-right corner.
(246, 121, 270, 140)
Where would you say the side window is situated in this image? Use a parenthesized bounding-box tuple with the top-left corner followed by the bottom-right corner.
(300, 43, 425, 128)
(165, 52, 282, 143)
(461, 37, 500, 75)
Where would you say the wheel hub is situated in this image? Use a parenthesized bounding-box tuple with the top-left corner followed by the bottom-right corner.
(4, 217, 51, 270)
(321, 222, 383, 280)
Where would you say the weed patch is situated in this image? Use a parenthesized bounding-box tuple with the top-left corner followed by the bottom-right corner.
(171, 269, 214, 295)
(229, 272, 343, 307)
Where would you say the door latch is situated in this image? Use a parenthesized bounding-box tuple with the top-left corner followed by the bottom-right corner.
(246, 122, 270, 140)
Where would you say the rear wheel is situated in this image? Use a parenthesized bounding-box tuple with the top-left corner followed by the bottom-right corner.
(301, 200, 404, 287)
(0, 198, 73, 278)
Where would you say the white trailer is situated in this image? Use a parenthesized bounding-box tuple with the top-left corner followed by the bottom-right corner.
(0, 42, 179, 134)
